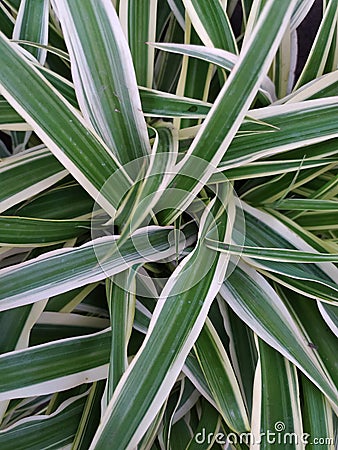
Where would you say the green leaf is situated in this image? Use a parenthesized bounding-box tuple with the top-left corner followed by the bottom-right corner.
(295, 211, 338, 231)
(301, 374, 335, 450)
(280, 71, 338, 103)
(150, 42, 275, 102)
(185, 398, 221, 450)
(140, 87, 212, 118)
(0, 96, 31, 129)
(206, 240, 338, 263)
(238, 203, 338, 303)
(220, 301, 258, 415)
(119, 0, 157, 87)
(174, 25, 212, 129)
(72, 381, 106, 450)
(9, 183, 94, 220)
(251, 339, 303, 450)
(265, 198, 338, 211)
(194, 318, 249, 433)
(295, 0, 338, 89)
(89, 188, 234, 449)
(219, 262, 337, 408)
(0, 216, 90, 246)
(0, 148, 66, 213)
(0, 31, 131, 216)
(211, 157, 336, 182)
(0, 223, 196, 311)
(218, 98, 338, 171)
(157, 0, 300, 223)
(0, 4, 15, 38)
(0, 394, 87, 450)
(116, 123, 178, 235)
(106, 271, 135, 399)
(182, 0, 238, 53)
(0, 330, 110, 400)
(318, 302, 338, 337)
(54, 0, 150, 167)
(279, 288, 337, 387)
(13, 0, 49, 64)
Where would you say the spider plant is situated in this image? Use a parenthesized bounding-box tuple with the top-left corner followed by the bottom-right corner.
(0, 0, 337, 449)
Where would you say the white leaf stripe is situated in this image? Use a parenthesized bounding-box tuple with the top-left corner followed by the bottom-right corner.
(0, 31, 131, 216)
(0, 224, 196, 311)
(219, 261, 338, 409)
(205, 240, 338, 263)
(13, 0, 49, 64)
(158, 0, 299, 223)
(89, 192, 234, 449)
(194, 318, 250, 432)
(150, 42, 275, 101)
(54, 0, 150, 166)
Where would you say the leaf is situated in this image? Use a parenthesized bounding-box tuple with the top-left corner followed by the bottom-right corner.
(279, 288, 337, 386)
(0, 31, 131, 216)
(295, 0, 338, 89)
(251, 339, 303, 450)
(0, 96, 32, 130)
(140, 87, 212, 118)
(106, 271, 135, 399)
(0, 223, 196, 311)
(0, 330, 110, 400)
(53, 0, 151, 167)
(0, 216, 90, 246)
(119, 0, 157, 88)
(185, 398, 221, 449)
(211, 157, 336, 182)
(194, 318, 249, 433)
(301, 374, 335, 450)
(205, 240, 338, 263)
(318, 302, 338, 337)
(89, 187, 235, 449)
(13, 0, 49, 64)
(157, 0, 300, 223)
(218, 98, 338, 170)
(182, 0, 237, 53)
(116, 123, 178, 235)
(265, 198, 338, 211)
(150, 42, 275, 102)
(0, 394, 87, 450)
(72, 381, 106, 450)
(0, 147, 66, 213)
(237, 203, 338, 303)
(219, 261, 337, 409)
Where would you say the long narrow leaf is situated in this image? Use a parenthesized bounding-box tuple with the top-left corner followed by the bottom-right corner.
(182, 0, 237, 52)
(194, 318, 249, 433)
(13, 0, 49, 64)
(251, 339, 303, 450)
(0, 32, 131, 215)
(0, 147, 67, 213)
(89, 187, 235, 449)
(219, 262, 337, 408)
(119, 0, 157, 88)
(0, 223, 196, 311)
(157, 0, 299, 223)
(54, 0, 151, 166)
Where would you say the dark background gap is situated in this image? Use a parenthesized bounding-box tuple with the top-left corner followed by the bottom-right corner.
(295, 0, 322, 78)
